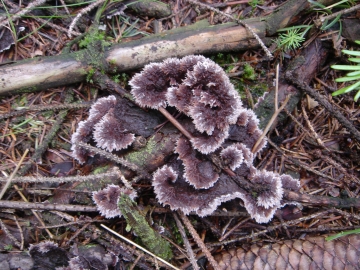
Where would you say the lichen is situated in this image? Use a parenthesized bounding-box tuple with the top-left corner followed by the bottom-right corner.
(118, 194, 173, 261)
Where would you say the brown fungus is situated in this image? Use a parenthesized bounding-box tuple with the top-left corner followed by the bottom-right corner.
(220, 145, 244, 170)
(228, 109, 267, 153)
(71, 96, 118, 164)
(175, 137, 219, 189)
(129, 62, 168, 109)
(152, 161, 246, 216)
(92, 184, 137, 218)
(190, 126, 229, 155)
(184, 58, 243, 135)
(93, 108, 135, 152)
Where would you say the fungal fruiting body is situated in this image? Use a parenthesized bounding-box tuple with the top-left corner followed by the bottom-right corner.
(92, 184, 137, 218)
(129, 55, 300, 223)
(72, 55, 300, 224)
(129, 56, 243, 154)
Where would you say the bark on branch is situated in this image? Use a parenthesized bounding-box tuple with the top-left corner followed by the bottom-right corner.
(0, 0, 320, 95)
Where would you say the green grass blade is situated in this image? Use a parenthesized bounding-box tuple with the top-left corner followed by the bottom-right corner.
(331, 65, 360, 70)
(332, 81, 360, 96)
(326, 228, 360, 241)
(335, 74, 360, 82)
(347, 70, 360, 77)
(342, 50, 360, 56)
(348, 58, 360, 63)
(321, 14, 341, 31)
(355, 90, 360, 102)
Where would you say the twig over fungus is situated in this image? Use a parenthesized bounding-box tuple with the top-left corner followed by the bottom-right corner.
(129, 55, 243, 154)
(175, 137, 219, 189)
(71, 95, 162, 164)
(92, 184, 137, 218)
(71, 55, 300, 224)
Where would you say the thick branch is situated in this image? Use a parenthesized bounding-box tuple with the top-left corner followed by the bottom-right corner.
(0, 0, 318, 95)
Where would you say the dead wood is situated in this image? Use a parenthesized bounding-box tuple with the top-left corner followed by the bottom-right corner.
(285, 190, 360, 208)
(0, 0, 321, 95)
(284, 72, 360, 142)
(212, 234, 360, 269)
(254, 38, 328, 129)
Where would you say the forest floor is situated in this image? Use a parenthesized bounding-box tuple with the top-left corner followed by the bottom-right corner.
(0, 0, 360, 269)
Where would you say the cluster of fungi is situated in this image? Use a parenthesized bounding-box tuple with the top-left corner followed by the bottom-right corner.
(73, 55, 300, 223)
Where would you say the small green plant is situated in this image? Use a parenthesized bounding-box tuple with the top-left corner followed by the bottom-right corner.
(4, 244, 13, 251)
(86, 68, 96, 84)
(331, 40, 360, 102)
(275, 25, 312, 51)
(243, 63, 256, 80)
(326, 227, 360, 241)
(249, 0, 264, 9)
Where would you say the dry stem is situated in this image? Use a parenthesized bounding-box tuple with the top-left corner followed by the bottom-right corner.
(178, 210, 219, 269)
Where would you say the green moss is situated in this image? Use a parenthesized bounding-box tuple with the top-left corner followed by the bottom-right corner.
(118, 194, 173, 260)
(86, 68, 96, 83)
(125, 136, 158, 167)
(74, 29, 111, 73)
(93, 165, 109, 175)
(243, 63, 256, 80)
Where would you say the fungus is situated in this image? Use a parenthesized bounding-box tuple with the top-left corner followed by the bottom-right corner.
(129, 55, 243, 154)
(161, 58, 182, 85)
(228, 109, 267, 153)
(184, 58, 242, 135)
(175, 137, 219, 189)
(280, 174, 300, 191)
(129, 62, 168, 109)
(166, 84, 194, 115)
(190, 127, 229, 155)
(71, 95, 163, 164)
(92, 184, 137, 218)
(93, 108, 135, 152)
(152, 161, 245, 216)
(220, 145, 244, 170)
(71, 96, 119, 163)
(179, 54, 207, 73)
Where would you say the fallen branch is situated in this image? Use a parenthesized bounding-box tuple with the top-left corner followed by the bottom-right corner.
(0, 200, 97, 212)
(0, 0, 317, 95)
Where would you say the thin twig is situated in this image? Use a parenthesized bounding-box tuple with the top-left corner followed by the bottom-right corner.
(275, 64, 279, 110)
(284, 72, 360, 142)
(38, 219, 107, 229)
(68, 0, 106, 37)
(252, 95, 291, 153)
(301, 101, 327, 149)
(14, 216, 24, 250)
(0, 166, 122, 184)
(0, 219, 22, 248)
(178, 211, 219, 269)
(208, 210, 330, 247)
(0, 0, 47, 27)
(0, 200, 97, 212)
(173, 212, 200, 270)
(100, 224, 180, 270)
(0, 102, 92, 121)
(218, 217, 251, 242)
(12, 184, 54, 238)
(314, 3, 360, 27)
(76, 142, 144, 174)
(186, 0, 273, 59)
(158, 107, 193, 140)
(66, 222, 91, 245)
(0, 149, 29, 199)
